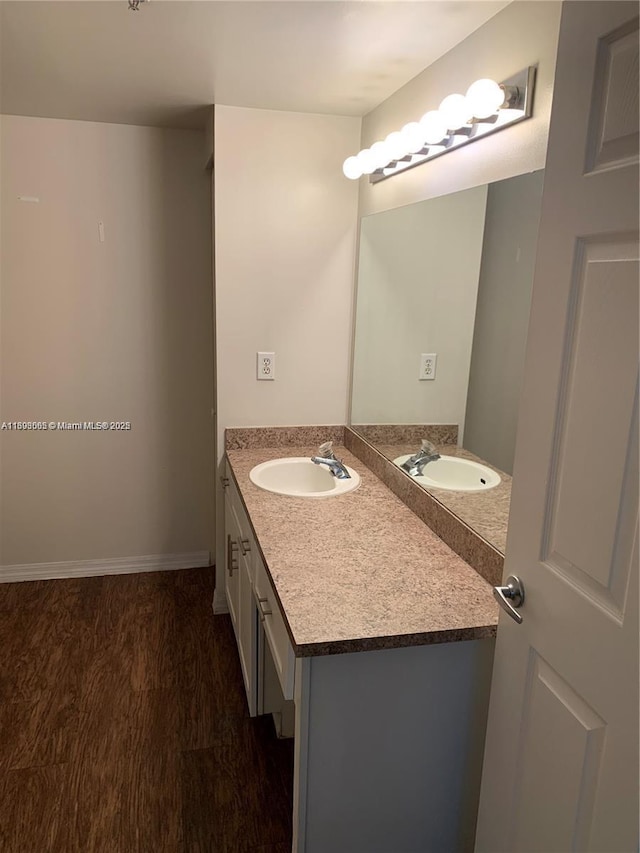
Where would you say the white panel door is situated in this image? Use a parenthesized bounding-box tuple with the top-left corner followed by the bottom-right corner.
(475, 3, 639, 852)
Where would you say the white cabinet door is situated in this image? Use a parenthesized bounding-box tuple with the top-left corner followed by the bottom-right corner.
(254, 551, 295, 701)
(224, 470, 259, 716)
(223, 491, 241, 637)
(475, 3, 639, 851)
(238, 543, 257, 716)
(224, 466, 295, 716)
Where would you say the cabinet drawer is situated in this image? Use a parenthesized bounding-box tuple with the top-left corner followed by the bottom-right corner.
(254, 555, 295, 700)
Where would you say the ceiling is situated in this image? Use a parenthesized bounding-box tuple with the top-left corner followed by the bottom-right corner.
(0, 0, 510, 130)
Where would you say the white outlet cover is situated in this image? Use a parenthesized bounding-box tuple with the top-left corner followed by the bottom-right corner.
(257, 351, 275, 380)
(419, 353, 437, 381)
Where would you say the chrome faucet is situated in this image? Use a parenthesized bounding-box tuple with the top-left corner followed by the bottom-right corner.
(401, 439, 441, 477)
(311, 441, 351, 480)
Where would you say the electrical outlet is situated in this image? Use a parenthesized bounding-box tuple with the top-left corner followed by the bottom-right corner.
(257, 352, 275, 380)
(419, 353, 437, 381)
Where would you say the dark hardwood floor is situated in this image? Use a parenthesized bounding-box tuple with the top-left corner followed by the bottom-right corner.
(0, 568, 294, 853)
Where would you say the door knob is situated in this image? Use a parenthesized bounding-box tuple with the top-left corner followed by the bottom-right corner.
(493, 575, 525, 624)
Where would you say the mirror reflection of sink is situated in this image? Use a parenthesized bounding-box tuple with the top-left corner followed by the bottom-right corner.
(393, 454, 500, 492)
(249, 457, 361, 498)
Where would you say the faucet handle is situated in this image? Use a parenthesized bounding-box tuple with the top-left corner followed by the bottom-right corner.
(318, 441, 335, 459)
(421, 439, 437, 453)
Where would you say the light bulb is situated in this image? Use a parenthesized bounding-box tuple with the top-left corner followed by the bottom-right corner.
(400, 122, 425, 155)
(356, 148, 378, 175)
(438, 93, 471, 130)
(419, 110, 448, 145)
(370, 140, 391, 169)
(465, 78, 504, 119)
(384, 131, 408, 162)
(342, 156, 362, 180)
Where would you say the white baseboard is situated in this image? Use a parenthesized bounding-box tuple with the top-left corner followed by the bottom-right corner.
(0, 551, 211, 583)
(212, 586, 229, 614)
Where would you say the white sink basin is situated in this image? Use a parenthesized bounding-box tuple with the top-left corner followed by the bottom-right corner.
(249, 457, 361, 498)
(393, 454, 500, 492)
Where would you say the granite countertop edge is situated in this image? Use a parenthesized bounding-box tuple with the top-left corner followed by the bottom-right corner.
(225, 445, 498, 657)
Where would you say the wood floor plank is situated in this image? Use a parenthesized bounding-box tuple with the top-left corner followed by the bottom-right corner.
(0, 764, 70, 852)
(249, 845, 293, 853)
(181, 719, 293, 852)
(68, 745, 185, 852)
(0, 568, 294, 852)
(0, 576, 102, 704)
(0, 688, 78, 770)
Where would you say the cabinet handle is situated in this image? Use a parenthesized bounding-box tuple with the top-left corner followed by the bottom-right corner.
(227, 535, 239, 576)
(240, 538, 251, 556)
(220, 476, 230, 489)
(257, 596, 272, 622)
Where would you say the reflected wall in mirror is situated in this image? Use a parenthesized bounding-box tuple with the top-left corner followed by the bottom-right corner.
(350, 169, 545, 555)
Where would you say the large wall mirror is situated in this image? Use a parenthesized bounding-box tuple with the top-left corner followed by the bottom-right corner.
(350, 169, 545, 555)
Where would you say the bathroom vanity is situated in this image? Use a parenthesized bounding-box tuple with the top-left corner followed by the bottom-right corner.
(221, 437, 498, 853)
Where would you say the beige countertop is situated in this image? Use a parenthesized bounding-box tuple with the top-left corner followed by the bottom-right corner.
(226, 444, 498, 657)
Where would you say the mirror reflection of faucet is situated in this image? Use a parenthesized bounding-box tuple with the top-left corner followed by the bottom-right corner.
(400, 439, 441, 477)
(310, 441, 352, 480)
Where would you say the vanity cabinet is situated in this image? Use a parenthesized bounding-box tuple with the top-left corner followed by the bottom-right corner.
(222, 454, 495, 853)
(223, 465, 295, 725)
(224, 477, 257, 714)
(292, 639, 494, 853)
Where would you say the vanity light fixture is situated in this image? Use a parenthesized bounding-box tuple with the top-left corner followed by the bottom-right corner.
(343, 66, 536, 183)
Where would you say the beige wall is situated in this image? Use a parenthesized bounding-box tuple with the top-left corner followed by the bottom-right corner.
(213, 104, 360, 606)
(357, 1, 562, 217)
(0, 115, 214, 568)
(214, 105, 360, 442)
